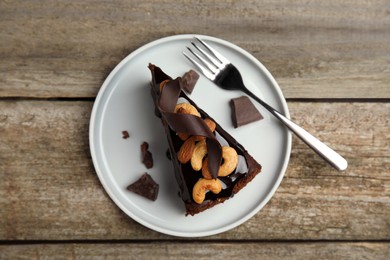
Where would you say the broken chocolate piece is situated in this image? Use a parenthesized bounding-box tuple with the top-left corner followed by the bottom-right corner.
(122, 130, 130, 139)
(230, 96, 263, 128)
(127, 173, 159, 201)
(141, 142, 153, 169)
(180, 69, 199, 94)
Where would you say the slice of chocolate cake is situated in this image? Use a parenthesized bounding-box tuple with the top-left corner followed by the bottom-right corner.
(148, 64, 262, 216)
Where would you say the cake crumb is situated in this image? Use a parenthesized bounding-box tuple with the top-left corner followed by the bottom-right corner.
(122, 130, 130, 139)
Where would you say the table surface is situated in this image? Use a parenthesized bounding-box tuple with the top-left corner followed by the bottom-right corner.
(1, 0, 389, 258)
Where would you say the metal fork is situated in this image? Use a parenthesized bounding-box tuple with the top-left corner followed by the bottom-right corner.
(183, 36, 348, 171)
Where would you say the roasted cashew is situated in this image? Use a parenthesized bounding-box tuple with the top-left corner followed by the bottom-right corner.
(194, 118, 217, 141)
(204, 118, 217, 132)
(178, 132, 190, 141)
(190, 140, 207, 171)
(159, 79, 170, 91)
(174, 103, 200, 117)
(202, 146, 238, 179)
(174, 103, 200, 140)
(192, 178, 222, 204)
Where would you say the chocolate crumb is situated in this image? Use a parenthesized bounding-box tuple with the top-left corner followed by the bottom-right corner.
(141, 142, 153, 169)
(127, 173, 159, 201)
(166, 148, 172, 160)
(122, 130, 130, 139)
(180, 69, 199, 94)
(230, 96, 263, 128)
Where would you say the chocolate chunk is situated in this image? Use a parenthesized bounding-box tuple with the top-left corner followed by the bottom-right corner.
(127, 173, 159, 201)
(141, 142, 153, 169)
(180, 69, 199, 94)
(122, 130, 130, 139)
(230, 96, 263, 128)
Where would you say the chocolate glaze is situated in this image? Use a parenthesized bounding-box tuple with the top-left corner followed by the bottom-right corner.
(148, 64, 262, 215)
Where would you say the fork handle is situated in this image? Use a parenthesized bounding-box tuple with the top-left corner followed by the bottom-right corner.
(245, 90, 348, 171)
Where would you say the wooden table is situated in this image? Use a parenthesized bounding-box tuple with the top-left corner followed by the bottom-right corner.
(1, 0, 389, 258)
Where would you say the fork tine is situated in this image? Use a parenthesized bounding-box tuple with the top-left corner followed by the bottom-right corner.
(183, 51, 216, 80)
(194, 36, 230, 66)
(190, 41, 221, 69)
(186, 46, 218, 75)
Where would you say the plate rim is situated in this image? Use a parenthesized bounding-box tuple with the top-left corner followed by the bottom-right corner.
(89, 34, 292, 237)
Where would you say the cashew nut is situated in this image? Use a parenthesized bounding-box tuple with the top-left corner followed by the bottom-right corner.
(159, 79, 170, 92)
(178, 132, 190, 141)
(190, 140, 207, 171)
(202, 146, 238, 179)
(194, 118, 217, 141)
(192, 178, 222, 204)
(204, 118, 217, 132)
(174, 103, 200, 117)
(174, 103, 200, 140)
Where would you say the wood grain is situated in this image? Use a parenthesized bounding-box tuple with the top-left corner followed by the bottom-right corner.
(1, 1, 389, 257)
(1, 0, 389, 98)
(1, 242, 389, 259)
(0, 101, 388, 240)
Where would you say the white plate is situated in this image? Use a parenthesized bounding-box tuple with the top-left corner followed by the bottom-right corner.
(89, 34, 291, 237)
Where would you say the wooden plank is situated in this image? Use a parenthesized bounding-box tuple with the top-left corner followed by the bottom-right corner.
(0, 101, 389, 240)
(1, 242, 389, 259)
(1, 0, 389, 98)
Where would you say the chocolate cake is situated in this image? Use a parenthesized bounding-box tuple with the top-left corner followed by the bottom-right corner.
(148, 64, 262, 216)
